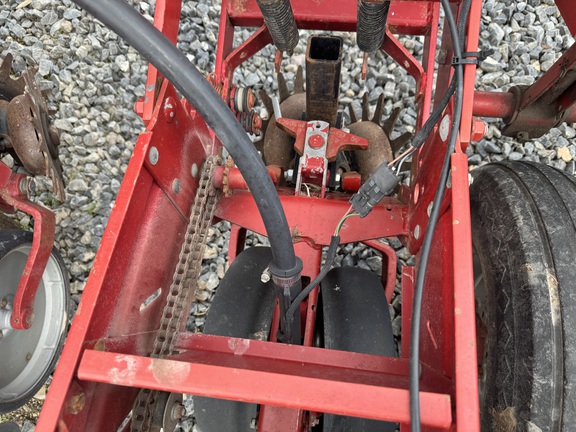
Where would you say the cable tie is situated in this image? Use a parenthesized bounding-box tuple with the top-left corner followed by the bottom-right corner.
(451, 49, 494, 66)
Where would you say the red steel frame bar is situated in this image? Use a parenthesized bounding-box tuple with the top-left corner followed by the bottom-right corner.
(78, 348, 451, 427)
(555, 0, 576, 36)
(472, 91, 576, 122)
(0, 163, 55, 330)
(34, 0, 525, 430)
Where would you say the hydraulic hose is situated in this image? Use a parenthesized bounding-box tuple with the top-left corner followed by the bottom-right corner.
(71, 0, 298, 274)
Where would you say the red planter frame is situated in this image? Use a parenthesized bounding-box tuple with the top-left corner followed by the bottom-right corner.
(37, 0, 574, 430)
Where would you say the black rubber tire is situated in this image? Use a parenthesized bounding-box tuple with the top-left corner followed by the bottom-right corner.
(470, 161, 576, 431)
(194, 246, 276, 432)
(0, 230, 69, 414)
(320, 267, 396, 432)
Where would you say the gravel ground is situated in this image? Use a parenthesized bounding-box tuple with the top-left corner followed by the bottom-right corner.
(0, 0, 573, 430)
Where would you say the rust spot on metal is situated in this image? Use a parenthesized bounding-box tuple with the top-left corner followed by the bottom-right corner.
(228, 337, 250, 355)
(290, 226, 301, 242)
(232, 0, 248, 14)
(94, 339, 106, 351)
(109, 355, 137, 385)
(151, 358, 190, 385)
(67, 392, 86, 415)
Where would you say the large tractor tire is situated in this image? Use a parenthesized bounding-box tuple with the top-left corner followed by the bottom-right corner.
(470, 161, 576, 430)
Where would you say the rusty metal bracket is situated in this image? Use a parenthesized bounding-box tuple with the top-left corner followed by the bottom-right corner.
(503, 42, 576, 140)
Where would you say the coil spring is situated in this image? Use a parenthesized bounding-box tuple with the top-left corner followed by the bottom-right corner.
(238, 110, 262, 135)
(357, 0, 390, 53)
(256, 0, 299, 54)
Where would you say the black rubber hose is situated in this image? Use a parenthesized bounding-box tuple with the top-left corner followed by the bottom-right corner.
(283, 235, 340, 335)
(70, 0, 297, 273)
(409, 0, 469, 430)
(409, 0, 471, 152)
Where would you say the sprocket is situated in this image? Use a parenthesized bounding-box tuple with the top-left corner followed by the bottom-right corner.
(0, 54, 65, 201)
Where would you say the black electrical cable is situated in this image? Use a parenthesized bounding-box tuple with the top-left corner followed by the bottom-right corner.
(283, 235, 341, 333)
(396, 0, 472, 164)
(71, 0, 298, 274)
(409, 0, 469, 430)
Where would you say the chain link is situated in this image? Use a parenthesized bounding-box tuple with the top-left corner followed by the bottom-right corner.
(131, 155, 220, 431)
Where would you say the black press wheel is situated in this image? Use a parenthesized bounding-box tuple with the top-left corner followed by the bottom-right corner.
(319, 267, 397, 432)
(0, 230, 69, 414)
(194, 246, 276, 432)
(470, 161, 576, 430)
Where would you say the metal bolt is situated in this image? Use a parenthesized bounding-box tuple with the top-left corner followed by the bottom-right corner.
(0, 298, 7, 309)
(149, 147, 159, 165)
(25, 352, 32, 361)
(284, 169, 294, 181)
(171, 403, 186, 421)
(163, 96, 177, 123)
(172, 179, 181, 194)
(19, 178, 28, 196)
(191, 163, 198, 178)
(260, 267, 271, 283)
(414, 225, 421, 240)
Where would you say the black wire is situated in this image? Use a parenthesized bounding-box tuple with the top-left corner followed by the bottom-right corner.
(409, 0, 469, 430)
(283, 235, 340, 335)
(394, 0, 472, 168)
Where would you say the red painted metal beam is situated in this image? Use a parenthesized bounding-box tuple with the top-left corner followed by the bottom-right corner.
(362, 239, 398, 303)
(382, 29, 426, 100)
(473, 90, 576, 123)
(450, 153, 480, 431)
(174, 333, 448, 389)
(520, 42, 576, 109)
(78, 346, 452, 428)
(556, 0, 576, 36)
(472, 91, 515, 119)
(459, 0, 482, 145)
(137, 0, 182, 124)
(0, 164, 55, 330)
(225, 0, 434, 35)
(216, 192, 407, 247)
